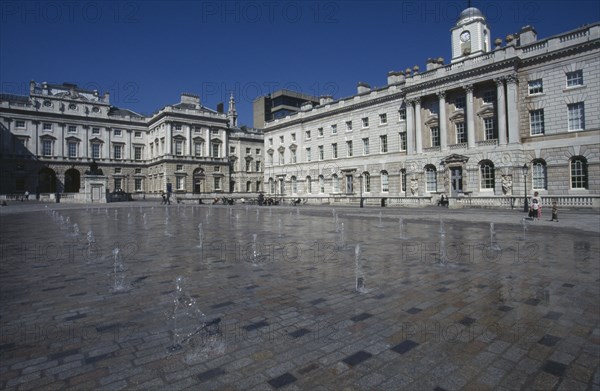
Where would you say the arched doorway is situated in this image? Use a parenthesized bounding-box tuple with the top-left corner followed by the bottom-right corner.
(64, 168, 81, 193)
(193, 167, 205, 194)
(38, 167, 57, 193)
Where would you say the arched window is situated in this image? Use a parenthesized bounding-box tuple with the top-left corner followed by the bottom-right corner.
(305, 176, 312, 193)
(381, 171, 389, 192)
(332, 174, 339, 193)
(291, 176, 297, 194)
(532, 159, 547, 190)
(363, 172, 371, 193)
(425, 165, 437, 192)
(319, 175, 325, 193)
(480, 160, 495, 190)
(571, 156, 588, 189)
(400, 169, 407, 193)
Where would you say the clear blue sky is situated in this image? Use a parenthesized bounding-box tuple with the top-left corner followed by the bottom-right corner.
(1, 0, 598, 127)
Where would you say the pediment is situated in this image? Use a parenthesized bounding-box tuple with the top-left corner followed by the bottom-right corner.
(477, 104, 495, 117)
(449, 111, 465, 122)
(441, 153, 469, 164)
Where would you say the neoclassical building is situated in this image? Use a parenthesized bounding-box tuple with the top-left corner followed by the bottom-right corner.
(261, 8, 599, 207)
(0, 82, 263, 199)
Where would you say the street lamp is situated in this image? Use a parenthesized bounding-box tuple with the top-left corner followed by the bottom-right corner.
(522, 163, 529, 212)
(359, 173, 364, 208)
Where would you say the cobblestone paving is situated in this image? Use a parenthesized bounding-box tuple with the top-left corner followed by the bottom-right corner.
(1, 202, 599, 390)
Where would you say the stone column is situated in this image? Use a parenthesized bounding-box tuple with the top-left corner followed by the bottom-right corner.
(187, 124, 192, 156)
(166, 122, 172, 155)
(437, 91, 448, 151)
(58, 123, 65, 157)
(415, 98, 423, 154)
(464, 85, 475, 148)
(495, 77, 508, 146)
(506, 74, 520, 144)
(406, 100, 415, 155)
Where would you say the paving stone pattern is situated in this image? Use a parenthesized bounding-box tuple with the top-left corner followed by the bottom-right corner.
(0, 202, 599, 390)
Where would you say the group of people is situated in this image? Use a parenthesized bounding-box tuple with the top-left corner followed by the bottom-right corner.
(530, 191, 559, 222)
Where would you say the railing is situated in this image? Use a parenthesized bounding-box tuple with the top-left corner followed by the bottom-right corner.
(522, 42, 547, 53)
(560, 30, 588, 42)
(449, 143, 467, 150)
(476, 139, 498, 147)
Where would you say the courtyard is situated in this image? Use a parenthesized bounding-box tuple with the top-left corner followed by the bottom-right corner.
(0, 202, 599, 390)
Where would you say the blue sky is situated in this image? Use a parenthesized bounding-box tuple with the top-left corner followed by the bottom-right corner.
(1, 0, 598, 127)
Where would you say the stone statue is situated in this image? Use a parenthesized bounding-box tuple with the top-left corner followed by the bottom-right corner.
(501, 175, 512, 195)
(85, 160, 103, 176)
(410, 178, 419, 196)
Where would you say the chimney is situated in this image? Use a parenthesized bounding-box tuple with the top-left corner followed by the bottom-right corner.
(217, 103, 224, 113)
(319, 95, 333, 105)
(300, 102, 313, 111)
(181, 93, 200, 107)
(519, 25, 537, 46)
(387, 71, 405, 85)
(103, 91, 110, 104)
(357, 82, 371, 94)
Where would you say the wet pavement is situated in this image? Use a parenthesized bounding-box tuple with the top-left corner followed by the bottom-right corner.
(1, 202, 599, 390)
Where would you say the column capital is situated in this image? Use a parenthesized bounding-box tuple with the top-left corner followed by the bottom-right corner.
(436, 91, 446, 99)
(494, 77, 506, 86)
(505, 73, 519, 84)
(463, 84, 474, 93)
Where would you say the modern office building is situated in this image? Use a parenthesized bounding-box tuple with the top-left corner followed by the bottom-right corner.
(253, 89, 320, 129)
(261, 7, 600, 208)
(0, 82, 263, 200)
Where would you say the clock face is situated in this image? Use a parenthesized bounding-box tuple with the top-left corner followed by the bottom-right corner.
(460, 31, 471, 42)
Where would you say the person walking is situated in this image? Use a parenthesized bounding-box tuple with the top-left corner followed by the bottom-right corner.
(550, 201, 559, 222)
(161, 192, 167, 205)
(24, 190, 29, 200)
(530, 191, 541, 221)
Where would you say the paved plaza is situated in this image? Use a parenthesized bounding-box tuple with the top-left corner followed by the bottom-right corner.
(0, 202, 599, 390)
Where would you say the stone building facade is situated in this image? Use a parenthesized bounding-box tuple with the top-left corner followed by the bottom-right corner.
(0, 82, 263, 198)
(261, 8, 599, 207)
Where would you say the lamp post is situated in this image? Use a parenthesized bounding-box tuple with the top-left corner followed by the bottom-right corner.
(359, 173, 364, 208)
(522, 163, 529, 212)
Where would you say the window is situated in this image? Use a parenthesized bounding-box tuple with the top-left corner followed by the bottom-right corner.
(246, 160, 251, 172)
(379, 113, 387, 125)
(279, 150, 284, 165)
(269, 178, 275, 193)
(346, 121, 353, 131)
(176, 164, 183, 171)
(425, 166, 437, 192)
(381, 171, 389, 192)
(362, 117, 369, 128)
(43, 123, 52, 131)
(568, 102, 585, 130)
(214, 177, 221, 191)
(332, 174, 339, 193)
(193, 127, 201, 133)
(331, 124, 337, 134)
(135, 178, 142, 191)
(291, 149, 297, 163)
(113, 129, 122, 136)
(400, 169, 407, 193)
(134, 131, 142, 138)
(346, 141, 353, 157)
(318, 145, 324, 160)
(566, 70, 583, 87)
(268, 138, 273, 146)
(135, 168, 141, 174)
(291, 133, 296, 142)
(68, 125, 76, 133)
(306, 147, 311, 162)
(214, 166, 220, 172)
(211, 129, 219, 135)
(399, 107, 406, 121)
(194, 142, 204, 157)
(483, 90, 495, 104)
(175, 140, 183, 155)
(211, 143, 220, 157)
(113, 145, 122, 159)
(92, 143, 101, 159)
(279, 135, 284, 143)
(92, 127, 100, 135)
(319, 175, 325, 193)
(16, 120, 25, 128)
(230, 146, 236, 154)
(114, 167, 122, 174)
(363, 173, 371, 192)
(480, 161, 495, 189)
(528, 79, 543, 95)
(68, 142, 77, 158)
(346, 175, 353, 193)
(532, 160, 547, 190)
(456, 122, 466, 143)
(174, 123, 182, 131)
(306, 176, 312, 193)
(380, 135, 388, 152)
(305, 130, 311, 140)
(279, 179, 285, 195)
(570, 157, 588, 189)
(176, 176, 185, 190)
(268, 152, 273, 164)
(455, 96, 466, 109)
(255, 161, 261, 171)
(244, 147, 250, 154)
(399, 133, 407, 151)
(291, 176, 297, 194)
(430, 127, 440, 147)
(362, 138, 370, 155)
(134, 146, 142, 160)
(530, 109, 545, 135)
(332, 143, 338, 158)
(318, 127, 324, 137)
(484, 118, 495, 140)
(114, 178, 122, 191)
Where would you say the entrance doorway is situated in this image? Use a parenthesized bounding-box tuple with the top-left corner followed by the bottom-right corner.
(450, 167, 463, 197)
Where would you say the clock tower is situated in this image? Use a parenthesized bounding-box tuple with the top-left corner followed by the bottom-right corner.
(451, 7, 491, 62)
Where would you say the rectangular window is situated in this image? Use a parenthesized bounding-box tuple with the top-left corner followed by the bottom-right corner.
(456, 123, 466, 143)
(43, 123, 52, 131)
(114, 167, 122, 174)
(430, 127, 440, 147)
(346, 121, 353, 131)
(279, 151, 284, 165)
(364, 175, 371, 193)
(134, 146, 142, 160)
(211, 143, 220, 157)
(332, 143, 338, 158)
(306, 147, 311, 162)
(214, 177, 221, 191)
(484, 118, 495, 140)
(380, 135, 388, 152)
(68, 142, 77, 158)
(175, 140, 183, 155)
(255, 161, 261, 171)
(135, 168, 141, 174)
(483, 90, 495, 104)
(68, 125, 76, 133)
(381, 173, 389, 192)
(291, 150, 297, 163)
(279, 135, 284, 143)
(245, 160, 250, 172)
(214, 166, 220, 172)
(113, 129, 122, 136)
(135, 178, 142, 191)
(399, 133, 407, 151)
(346, 141, 353, 157)
(134, 131, 142, 138)
(318, 145, 324, 160)
(256, 148, 261, 155)
(399, 107, 406, 120)
(245, 147, 251, 154)
(16, 120, 25, 128)
(194, 142, 203, 157)
(566, 70, 583, 87)
(268, 138, 273, 146)
(305, 130, 311, 140)
(114, 178, 122, 191)
(426, 169, 437, 192)
(362, 117, 369, 128)
(92, 144, 101, 159)
(530, 109, 545, 135)
(568, 102, 585, 131)
(174, 123, 182, 131)
(113, 145, 122, 159)
(176, 176, 185, 190)
(331, 124, 337, 134)
(291, 133, 296, 142)
(176, 164, 183, 171)
(362, 138, 369, 155)
(379, 113, 387, 124)
(229, 146, 236, 154)
(528, 79, 543, 95)
(92, 127, 100, 134)
(455, 96, 466, 109)
(318, 127, 324, 137)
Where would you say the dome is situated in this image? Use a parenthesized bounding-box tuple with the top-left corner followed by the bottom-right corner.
(456, 7, 485, 25)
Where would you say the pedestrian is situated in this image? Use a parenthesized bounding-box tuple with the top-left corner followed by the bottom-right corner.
(258, 192, 264, 206)
(550, 201, 559, 222)
(166, 192, 171, 205)
(530, 191, 540, 220)
(24, 190, 29, 200)
(161, 192, 166, 205)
